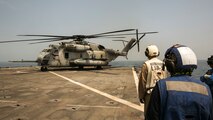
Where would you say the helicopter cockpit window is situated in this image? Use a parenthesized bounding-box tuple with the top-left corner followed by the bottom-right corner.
(53, 50, 58, 56)
(65, 53, 69, 59)
(98, 45, 105, 50)
(42, 49, 47, 52)
(42, 49, 51, 52)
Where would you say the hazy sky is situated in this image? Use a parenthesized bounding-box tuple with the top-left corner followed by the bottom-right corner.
(0, 0, 213, 61)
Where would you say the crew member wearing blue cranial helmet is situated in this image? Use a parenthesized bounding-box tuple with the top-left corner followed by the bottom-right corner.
(146, 44, 213, 120)
(200, 55, 213, 99)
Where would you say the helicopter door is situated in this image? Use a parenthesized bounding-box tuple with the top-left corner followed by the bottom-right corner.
(65, 53, 69, 59)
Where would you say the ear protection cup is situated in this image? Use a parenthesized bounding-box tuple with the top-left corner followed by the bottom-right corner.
(164, 50, 177, 75)
(164, 44, 197, 75)
(145, 48, 149, 57)
(165, 58, 176, 74)
(157, 51, 160, 57)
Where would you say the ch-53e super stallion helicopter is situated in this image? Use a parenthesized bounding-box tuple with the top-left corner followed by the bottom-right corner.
(0, 29, 157, 71)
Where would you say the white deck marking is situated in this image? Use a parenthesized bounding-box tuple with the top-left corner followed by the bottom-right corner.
(49, 71, 143, 112)
(131, 67, 144, 108)
(0, 100, 17, 103)
(67, 104, 120, 109)
(132, 67, 139, 95)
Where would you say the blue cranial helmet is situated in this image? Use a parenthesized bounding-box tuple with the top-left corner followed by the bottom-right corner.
(207, 55, 213, 65)
(164, 44, 197, 75)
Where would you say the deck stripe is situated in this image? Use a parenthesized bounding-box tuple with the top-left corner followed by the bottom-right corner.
(0, 100, 17, 103)
(131, 67, 144, 108)
(67, 104, 120, 109)
(49, 71, 143, 112)
(132, 67, 139, 95)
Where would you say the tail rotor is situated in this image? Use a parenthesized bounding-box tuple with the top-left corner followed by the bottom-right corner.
(130, 30, 158, 51)
(136, 29, 140, 52)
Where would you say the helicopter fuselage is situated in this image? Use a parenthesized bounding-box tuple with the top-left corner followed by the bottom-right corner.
(37, 39, 132, 71)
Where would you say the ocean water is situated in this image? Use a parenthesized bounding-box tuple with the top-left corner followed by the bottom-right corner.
(0, 62, 37, 68)
(109, 60, 209, 79)
(192, 60, 209, 79)
(0, 60, 209, 79)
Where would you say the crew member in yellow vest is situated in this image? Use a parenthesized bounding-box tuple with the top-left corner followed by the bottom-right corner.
(138, 45, 168, 116)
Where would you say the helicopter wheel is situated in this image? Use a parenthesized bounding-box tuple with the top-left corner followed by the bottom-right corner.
(41, 66, 48, 72)
(78, 66, 84, 70)
(96, 66, 102, 70)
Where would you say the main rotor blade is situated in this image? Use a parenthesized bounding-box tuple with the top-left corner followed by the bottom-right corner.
(112, 40, 129, 42)
(93, 29, 135, 36)
(17, 29, 140, 40)
(1, 30, 157, 44)
(19, 35, 97, 39)
(96, 36, 125, 38)
(96, 32, 158, 37)
(28, 36, 125, 44)
(20, 29, 135, 38)
(138, 34, 146, 41)
(18, 34, 70, 38)
(29, 39, 62, 44)
(0, 38, 59, 43)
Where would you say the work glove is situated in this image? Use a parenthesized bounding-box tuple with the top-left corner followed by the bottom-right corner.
(140, 99, 144, 103)
(204, 74, 211, 79)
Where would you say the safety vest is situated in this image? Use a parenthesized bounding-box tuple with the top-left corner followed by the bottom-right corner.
(145, 58, 167, 94)
(158, 76, 212, 120)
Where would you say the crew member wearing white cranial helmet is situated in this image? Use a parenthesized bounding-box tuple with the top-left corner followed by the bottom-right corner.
(138, 45, 168, 117)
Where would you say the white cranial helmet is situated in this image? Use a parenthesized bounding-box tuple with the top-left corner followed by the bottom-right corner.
(145, 45, 159, 57)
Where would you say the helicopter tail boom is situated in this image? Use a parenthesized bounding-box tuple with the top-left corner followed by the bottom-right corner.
(121, 38, 136, 56)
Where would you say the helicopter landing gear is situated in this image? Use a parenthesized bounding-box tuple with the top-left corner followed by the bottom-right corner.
(41, 66, 48, 72)
(96, 66, 103, 70)
(78, 66, 84, 70)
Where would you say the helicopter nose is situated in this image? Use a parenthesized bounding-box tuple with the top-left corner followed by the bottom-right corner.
(36, 56, 43, 66)
(38, 54, 50, 64)
(36, 57, 42, 63)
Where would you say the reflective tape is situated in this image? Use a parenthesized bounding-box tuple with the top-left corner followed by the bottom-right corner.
(166, 81, 208, 96)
